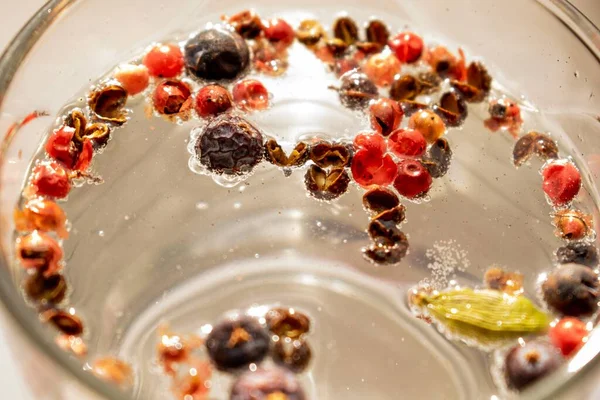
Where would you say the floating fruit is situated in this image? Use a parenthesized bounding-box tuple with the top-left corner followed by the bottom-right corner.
(143, 43, 184, 78)
(542, 160, 581, 206)
(549, 317, 588, 357)
(266, 307, 310, 339)
(504, 341, 562, 391)
(542, 263, 599, 317)
(484, 267, 523, 295)
(513, 131, 559, 167)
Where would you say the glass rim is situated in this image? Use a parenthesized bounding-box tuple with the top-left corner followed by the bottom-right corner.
(0, 0, 597, 399)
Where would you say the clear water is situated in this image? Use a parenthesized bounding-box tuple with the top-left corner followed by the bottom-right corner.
(15, 10, 600, 400)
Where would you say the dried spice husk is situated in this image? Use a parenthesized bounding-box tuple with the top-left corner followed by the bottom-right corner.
(399, 100, 429, 117)
(304, 165, 350, 201)
(337, 71, 379, 110)
(484, 267, 524, 295)
(390, 74, 440, 101)
(265, 139, 309, 168)
(24, 273, 67, 304)
(296, 19, 325, 46)
(368, 218, 405, 245)
(553, 209, 593, 240)
(272, 338, 312, 373)
(224, 10, 264, 39)
(41, 308, 83, 336)
(266, 307, 311, 339)
(365, 19, 389, 46)
(362, 187, 400, 213)
(333, 16, 359, 45)
(65, 109, 87, 135)
(434, 91, 467, 127)
(422, 138, 452, 178)
(363, 236, 408, 265)
(309, 142, 352, 168)
(373, 206, 406, 225)
(450, 80, 481, 103)
(355, 41, 383, 57)
(513, 131, 559, 167)
(409, 288, 550, 347)
(324, 38, 349, 58)
(88, 84, 127, 124)
(467, 62, 492, 97)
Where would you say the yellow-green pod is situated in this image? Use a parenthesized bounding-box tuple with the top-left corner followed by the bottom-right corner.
(410, 288, 550, 348)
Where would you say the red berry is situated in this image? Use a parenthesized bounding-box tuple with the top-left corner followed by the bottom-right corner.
(195, 85, 232, 118)
(73, 140, 93, 172)
(394, 159, 432, 198)
(232, 79, 269, 111)
(542, 160, 581, 206)
(351, 150, 397, 188)
(549, 317, 588, 357)
(363, 53, 401, 87)
(370, 98, 403, 137)
(388, 32, 424, 63)
(264, 18, 295, 48)
(388, 129, 427, 157)
(114, 64, 150, 95)
(45, 126, 78, 168)
(143, 43, 184, 78)
(31, 162, 71, 199)
(353, 133, 386, 156)
(152, 80, 192, 115)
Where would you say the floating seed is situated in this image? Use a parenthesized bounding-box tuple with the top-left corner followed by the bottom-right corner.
(450, 80, 481, 103)
(389, 75, 420, 101)
(92, 357, 134, 387)
(366, 19, 389, 45)
(434, 90, 467, 127)
(512, 131, 559, 167)
(272, 338, 312, 373)
(309, 141, 352, 168)
(41, 309, 83, 336)
(409, 287, 550, 346)
(337, 71, 379, 110)
(368, 217, 405, 246)
(324, 38, 349, 57)
(362, 187, 400, 213)
(333, 16, 359, 45)
(304, 165, 350, 201)
(553, 209, 593, 240)
(225, 10, 264, 39)
(363, 236, 408, 265)
(556, 242, 598, 268)
(16, 231, 63, 276)
(24, 273, 67, 304)
(355, 41, 383, 56)
(373, 206, 406, 225)
(422, 138, 452, 178)
(296, 20, 325, 46)
(88, 84, 127, 124)
(77, 123, 111, 146)
(467, 61, 492, 99)
(265, 140, 309, 168)
(504, 340, 562, 391)
(65, 109, 87, 136)
(266, 307, 311, 339)
(483, 267, 523, 295)
(542, 263, 599, 317)
(399, 100, 428, 117)
(15, 198, 68, 238)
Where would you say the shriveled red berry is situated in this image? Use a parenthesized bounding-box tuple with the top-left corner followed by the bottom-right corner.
(152, 80, 192, 115)
(388, 129, 427, 158)
(353, 133, 386, 156)
(195, 85, 232, 118)
(114, 64, 150, 96)
(233, 79, 269, 111)
(394, 159, 432, 199)
(264, 18, 295, 48)
(31, 162, 71, 199)
(351, 150, 397, 188)
(73, 140, 93, 172)
(549, 317, 588, 357)
(388, 32, 424, 63)
(143, 43, 184, 78)
(16, 231, 63, 276)
(45, 126, 78, 168)
(370, 98, 403, 136)
(363, 53, 401, 87)
(542, 160, 581, 206)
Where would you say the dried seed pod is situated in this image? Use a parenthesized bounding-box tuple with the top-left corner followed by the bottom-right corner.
(296, 20, 325, 46)
(512, 131, 559, 167)
(41, 309, 83, 336)
(362, 187, 400, 213)
(309, 142, 352, 168)
(434, 90, 467, 127)
(272, 338, 312, 373)
(76, 123, 111, 146)
(467, 61, 492, 99)
(265, 140, 309, 168)
(450, 80, 481, 103)
(417, 72, 442, 93)
(88, 84, 128, 124)
(65, 109, 87, 135)
(484, 267, 524, 295)
(373, 206, 406, 225)
(56, 334, 87, 357)
(333, 16, 359, 45)
(304, 165, 350, 201)
(557, 242, 598, 268)
(422, 138, 452, 178)
(337, 71, 379, 110)
(363, 236, 408, 265)
(16, 231, 63, 276)
(365, 19, 389, 46)
(399, 100, 429, 118)
(92, 357, 134, 387)
(553, 210, 593, 240)
(542, 263, 599, 317)
(409, 109, 446, 143)
(15, 198, 68, 238)
(409, 288, 550, 347)
(24, 273, 67, 304)
(389, 75, 420, 101)
(355, 41, 383, 57)
(368, 217, 405, 246)
(324, 38, 349, 58)
(266, 307, 311, 339)
(224, 10, 264, 39)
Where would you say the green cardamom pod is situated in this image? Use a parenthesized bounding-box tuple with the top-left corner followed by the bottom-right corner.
(410, 288, 550, 348)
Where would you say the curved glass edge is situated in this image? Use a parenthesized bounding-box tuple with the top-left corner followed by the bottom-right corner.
(0, 1, 597, 399)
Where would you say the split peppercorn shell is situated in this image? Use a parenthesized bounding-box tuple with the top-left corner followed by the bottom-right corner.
(266, 307, 311, 339)
(513, 131, 559, 167)
(88, 84, 128, 125)
(304, 165, 350, 201)
(24, 273, 67, 304)
(272, 337, 312, 373)
(224, 10, 264, 39)
(362, 187, 401, 214)
(309, 141, 352, 168)
(333, 16, 359, 45)
(296, 19, 325, 46)
(363, 236, 409, 265)
(41, 308, 84, 336)
(264, 139, 309, 168)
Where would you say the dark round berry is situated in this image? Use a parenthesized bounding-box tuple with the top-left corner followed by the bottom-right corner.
(24, 273, 67, 304)
(184, 27, 250, 82)
(206, 316, 270, 371)
(338, 71, 378, 110)
(505, 341, 562, 391)
(230, 367, 306, 400)
(556, 242, 598, 268)
(272, 338, 312, 373)
(542, 263, 599, 317)
(195, 115, 264, 175)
